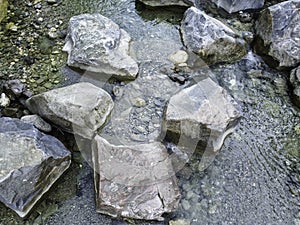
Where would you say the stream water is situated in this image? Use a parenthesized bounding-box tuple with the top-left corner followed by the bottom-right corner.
(0, 0, 299, 224)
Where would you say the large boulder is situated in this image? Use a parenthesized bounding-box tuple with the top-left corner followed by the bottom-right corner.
(0, 117, 71, 217)
(63, 14, 138, 80)
(211, 0, 265, 13)
(26, 82, 114, 139)
(138, 0, 193, 7)
(290, 66, 300, 106)
(163, 77, 241, 153)
(181, 7, 247, 65)
(92, 135, 181, 221)
(255, 0, 300, 68)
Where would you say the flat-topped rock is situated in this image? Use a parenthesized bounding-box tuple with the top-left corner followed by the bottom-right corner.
(92, 135, 181, 221)
(26, 82, 114, 139)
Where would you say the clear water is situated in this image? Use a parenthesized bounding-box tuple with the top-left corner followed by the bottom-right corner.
(0, 0, 299, 225)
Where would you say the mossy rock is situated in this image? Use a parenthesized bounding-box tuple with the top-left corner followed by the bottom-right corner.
(0, 0, 8, 22)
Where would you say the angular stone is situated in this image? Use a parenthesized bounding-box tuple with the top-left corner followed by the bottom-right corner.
(92, 135, 181, 221)
(138, 0, 194, 7)
(26, 82, 114, 139)
(181, 7, 247, 65)
(163, 77, 241, 152)
(21, 114, 52, 132)
(0, 117, 71, 217)
(63, 13, 138, 80)
(255, 0, 300, 68)
(3, 79, 25, 100)
(211, 0, 264, 13)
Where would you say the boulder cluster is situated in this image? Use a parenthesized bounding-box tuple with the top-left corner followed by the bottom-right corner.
(0, 0, 299, 222)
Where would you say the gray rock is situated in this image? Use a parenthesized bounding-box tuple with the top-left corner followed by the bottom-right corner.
(3, 79, 25, 100)
(21, 114, 52, 132)
(181, 7, 247, 65)
(0, 93, 10, 108)
(63, 13, 138, 80)
(92, 135, 181, 221)
(211, 0, 264, 13)
(163, 77, 241, 152)
(26, 82, 114, 139)
(290, 66, 300, 106)
(255, 0, 300, 68)
(0, 117, 71, 217)
(138, 0, 194, 7)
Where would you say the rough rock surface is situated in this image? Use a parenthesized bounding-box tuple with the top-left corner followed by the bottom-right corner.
(63, 13, 138, 80)
(211, 0, 264, 13)
(290, 66, 300, 106)
(92, 135, 181, 221)
(255, 0, 300, 68)
(26, 82, 114, 139)
(181, 7, 247, 65)
(163, 77, 241, 153)
(138, 0, 193, 7)
(0, 117, 71, 217)
(21, 114, 52, 132)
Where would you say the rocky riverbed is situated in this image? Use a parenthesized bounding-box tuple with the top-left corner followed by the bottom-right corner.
(0, 0, 300, 225)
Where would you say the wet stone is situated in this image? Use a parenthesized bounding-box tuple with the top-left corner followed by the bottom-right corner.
(181, 7, 247, 65)
(255, 0, 300, 68)
(163, 77, 241, 171)
(169, 219, 191, 225)
(0, 117, 71, 218)
(26, 82, 114, 139)
(92, 135, 181, 221)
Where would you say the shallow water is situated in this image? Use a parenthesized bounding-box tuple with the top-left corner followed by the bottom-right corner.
(0, 0, 299, 224)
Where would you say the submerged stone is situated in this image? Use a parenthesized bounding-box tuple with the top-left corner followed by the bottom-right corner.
(63, 13, 138, 80)
(0, 117, 71, 218)
(92, 135, 181, 221)
(211, 0, 264, 13)
(255, 0, 300, 68)
(163, 77, 241, 152)
(26, 82, 114, 139)
(181, 7, 247, 65)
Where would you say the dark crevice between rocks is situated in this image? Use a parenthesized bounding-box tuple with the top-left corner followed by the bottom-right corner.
(136, 1, 186, 25)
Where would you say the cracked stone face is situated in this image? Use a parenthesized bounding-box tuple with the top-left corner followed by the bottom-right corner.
(92, 135, 181, 221)
(181, 7, 247, 65)
(0, 117, 71, 218)
(255, 0, 300, 68)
